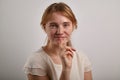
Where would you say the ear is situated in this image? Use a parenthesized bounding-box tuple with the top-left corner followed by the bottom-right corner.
(42, 25, 47, 33)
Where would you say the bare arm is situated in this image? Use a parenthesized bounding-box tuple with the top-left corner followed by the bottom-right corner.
(27, 74, 49, 80)
(84, 71, 92, 80)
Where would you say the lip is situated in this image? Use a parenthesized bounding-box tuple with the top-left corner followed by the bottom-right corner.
(54, 37, 65, 38)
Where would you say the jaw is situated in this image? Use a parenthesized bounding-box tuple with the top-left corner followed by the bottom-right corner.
(48, 35, 70, 47)
(53, 38, 68, 47)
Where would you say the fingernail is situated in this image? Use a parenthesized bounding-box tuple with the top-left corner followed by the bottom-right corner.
(72, 48, 76, 51)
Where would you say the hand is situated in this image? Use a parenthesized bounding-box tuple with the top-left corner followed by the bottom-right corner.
(59, 45, 76, 70)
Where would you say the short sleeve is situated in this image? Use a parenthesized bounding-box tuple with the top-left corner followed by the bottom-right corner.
(83, 54, 92, 72)
(24, 52, 47, 76)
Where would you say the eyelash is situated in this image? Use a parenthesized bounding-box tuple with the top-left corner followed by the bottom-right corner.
(63, 24, 69, 28)
(64, 24, 68, 26)
(50, 25, 58, 29)
(49, 24, 70, 29)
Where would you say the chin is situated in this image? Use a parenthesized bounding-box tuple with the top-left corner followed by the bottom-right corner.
(55, 41, 67, 45)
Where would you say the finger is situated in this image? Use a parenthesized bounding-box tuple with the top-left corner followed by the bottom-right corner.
(65, 47, 76, 53)
(71, 48, 76, 51)
(65, 50, 74, 58)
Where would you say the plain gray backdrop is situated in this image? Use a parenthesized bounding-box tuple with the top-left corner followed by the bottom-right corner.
(0, 0, 120, 80)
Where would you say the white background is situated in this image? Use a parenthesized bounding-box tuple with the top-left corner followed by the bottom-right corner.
(0, 0, 120, 80)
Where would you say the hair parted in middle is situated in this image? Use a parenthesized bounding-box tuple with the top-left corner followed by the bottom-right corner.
(40, 2, 77, 29)
(40, 2, 77, 47)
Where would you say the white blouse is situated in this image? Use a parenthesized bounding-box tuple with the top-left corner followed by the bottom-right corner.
(24, 48, 92, 80)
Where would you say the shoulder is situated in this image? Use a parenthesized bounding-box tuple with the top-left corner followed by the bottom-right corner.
(24, 48, 47, 68)
(24, 48, 49, 76)
(75, 50, 89, 59)
(28, 48, 45, 61)
(75, 50, 92, 72)
(74, 50, 91, 65)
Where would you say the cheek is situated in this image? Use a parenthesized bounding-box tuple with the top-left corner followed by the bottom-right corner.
(46, 30, 56, 38)
(65, 29, 73, 37)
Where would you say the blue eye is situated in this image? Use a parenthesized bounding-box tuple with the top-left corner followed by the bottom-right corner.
(63, 23, 69, 28)
(50, 24, 58, 29)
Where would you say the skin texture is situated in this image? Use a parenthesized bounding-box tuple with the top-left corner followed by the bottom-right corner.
(27, 12, 92, 80)
(44, 12, 73, 46)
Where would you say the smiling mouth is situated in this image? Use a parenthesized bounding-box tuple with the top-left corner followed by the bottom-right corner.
(55, 37, 65, 38)
(54, 37, 65, 41)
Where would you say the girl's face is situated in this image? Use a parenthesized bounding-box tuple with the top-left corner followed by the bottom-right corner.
(44, 12, 74, 46)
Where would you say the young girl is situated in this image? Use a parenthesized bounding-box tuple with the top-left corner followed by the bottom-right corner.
(24, 2, 92, 80)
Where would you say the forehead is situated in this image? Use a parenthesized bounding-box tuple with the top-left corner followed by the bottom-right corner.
(47, 12, 72, 24)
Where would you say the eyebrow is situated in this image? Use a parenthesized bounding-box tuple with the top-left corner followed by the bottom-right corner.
(63, 22, 71, 24)
(49, 21, 71, 24)
(49, 22, 57, 25)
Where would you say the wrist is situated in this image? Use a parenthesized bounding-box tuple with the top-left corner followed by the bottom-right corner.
(62, 68, 71, 72)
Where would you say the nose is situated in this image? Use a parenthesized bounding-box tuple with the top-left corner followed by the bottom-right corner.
(56, 26, 64, 34)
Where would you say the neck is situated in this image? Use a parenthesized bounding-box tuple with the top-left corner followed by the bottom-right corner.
(44, 42, 66, 55)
